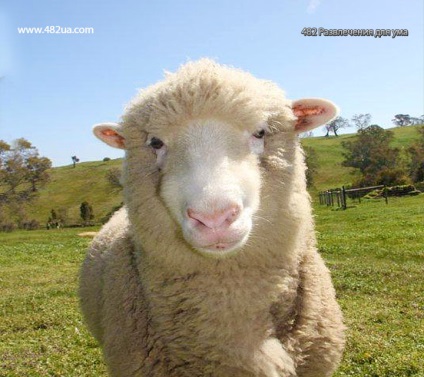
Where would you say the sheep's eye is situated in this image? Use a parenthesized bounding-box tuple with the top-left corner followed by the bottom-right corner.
(253, 129, 265, 139)
(149, 137, 164, 149)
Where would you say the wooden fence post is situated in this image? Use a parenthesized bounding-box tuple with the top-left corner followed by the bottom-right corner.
(383, 185, 388, 204)
(341, 186, 347, 210)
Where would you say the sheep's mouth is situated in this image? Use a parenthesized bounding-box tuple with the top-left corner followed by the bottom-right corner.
(196, 240, 240, 253)
(185, 232, 251, 257)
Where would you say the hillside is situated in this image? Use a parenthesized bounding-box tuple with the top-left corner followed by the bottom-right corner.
(30, 159, 124, 226)
(26, 125, 423, 225)
(302, 124, 422, 190)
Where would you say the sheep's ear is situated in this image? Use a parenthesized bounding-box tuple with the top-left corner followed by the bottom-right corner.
(292, 98, 338, 133)
(93, 123, 126, 149)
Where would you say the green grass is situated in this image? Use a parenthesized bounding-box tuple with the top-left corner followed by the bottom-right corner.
(0, 228, 107, 377)
(315, 195, 424, 377)
(1, 195, 423, 376)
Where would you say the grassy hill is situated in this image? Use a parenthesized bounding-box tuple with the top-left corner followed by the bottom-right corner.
(302, 132, 359, 190)
(27, 125, 423, 225)
(302, 124, 423, 190)
(30, 159, 124, 226)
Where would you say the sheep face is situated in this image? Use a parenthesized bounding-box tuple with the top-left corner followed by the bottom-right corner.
(93, 61, 338, 258)
(154, 119, 264, 256)
(94, 118, 267, 257)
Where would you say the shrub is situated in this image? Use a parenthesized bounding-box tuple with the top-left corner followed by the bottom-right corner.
(80, 201, 95, 226)
(20, 219, 40, 230)
(103, 157, 111, 162)
(414, 182, 424, 192)
(47, 208, 69, 228)
(353, 168, 410, 188)
(303, 146, 319, 188)
(0, 222, 16, 232)
(364, 185, 421, 199)
(385, 185, 420, 197)
(106, 168, 123, 190)
(375, 168, 411, 186)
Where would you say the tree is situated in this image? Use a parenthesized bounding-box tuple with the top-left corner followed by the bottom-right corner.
(341, 125, 408, 186)
(408, 126, 424, 183)
(303, 146, 319, 188)
(47, 208, 68, 229)
(106, 168, 123, 190)
(50, 209, 58, 221)
(0, 138, 51, 202)
(72, 155, 80, 168)
(26, 155, 52, 192)
(0, 138, 51, 230)
(351, 113, 371, 130)
(324, 116, 350, 137)
(80, 201, 94, 225)
(409, 116, 424, 125)
(392, 114, 412, 127)
(57, 208, 69, 226)
(47, 209, 59, 229)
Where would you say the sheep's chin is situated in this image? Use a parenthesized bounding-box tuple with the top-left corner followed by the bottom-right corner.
(183, 227, 251, 258)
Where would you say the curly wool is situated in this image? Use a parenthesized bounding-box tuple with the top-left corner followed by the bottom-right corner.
(80, 59, 345, 377)
(123, 59, 295, 136)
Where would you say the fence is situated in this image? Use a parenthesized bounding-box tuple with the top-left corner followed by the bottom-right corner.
(318, 185, 388, 210)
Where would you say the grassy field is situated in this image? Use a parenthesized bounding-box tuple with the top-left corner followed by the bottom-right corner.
(0, 229, 106, 377)
(1, 194, 423, 376)
(314, 195, 424, 376)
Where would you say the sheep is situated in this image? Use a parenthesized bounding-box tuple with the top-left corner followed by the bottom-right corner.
(79, 59, 345, 377)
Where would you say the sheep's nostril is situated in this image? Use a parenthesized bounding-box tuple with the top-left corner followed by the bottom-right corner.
(187, 205, 241, 229)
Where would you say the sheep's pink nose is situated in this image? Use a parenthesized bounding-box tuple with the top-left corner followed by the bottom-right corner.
(187, 205, 241, 229)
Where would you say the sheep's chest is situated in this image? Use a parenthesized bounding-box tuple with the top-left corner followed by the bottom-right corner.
(143, 268, 298, 375)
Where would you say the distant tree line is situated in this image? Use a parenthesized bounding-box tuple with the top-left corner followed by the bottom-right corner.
(45, 202, 96, 230)
(321, 112, 423, 137)
(392, 114, 424, 127)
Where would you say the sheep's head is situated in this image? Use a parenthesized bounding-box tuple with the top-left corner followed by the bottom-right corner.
(93, 61, 337, 258)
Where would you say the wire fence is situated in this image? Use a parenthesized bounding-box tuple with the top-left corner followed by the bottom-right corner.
(318, 185, 388, 210)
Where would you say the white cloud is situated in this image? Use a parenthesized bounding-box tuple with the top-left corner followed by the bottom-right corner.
(307, 0, 321, 14)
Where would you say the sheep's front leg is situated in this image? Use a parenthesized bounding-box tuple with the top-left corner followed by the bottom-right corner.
(275, 251, 345, 377)
(100, 246, 170, 376)
(79, 245, 107, 343)
(254, 338, 296, 377)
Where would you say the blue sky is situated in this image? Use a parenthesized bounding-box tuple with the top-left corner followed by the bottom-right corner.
(0, 0, 423, 166)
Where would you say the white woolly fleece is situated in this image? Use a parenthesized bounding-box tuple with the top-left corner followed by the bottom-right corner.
(80, 59, 345, 377)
